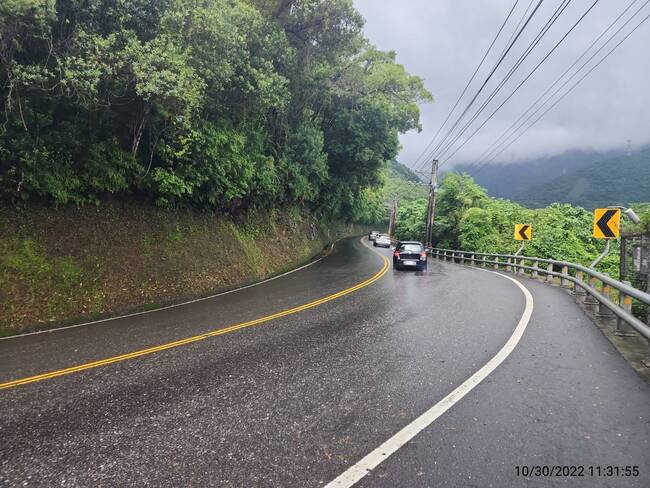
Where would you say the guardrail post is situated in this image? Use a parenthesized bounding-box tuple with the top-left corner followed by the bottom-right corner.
(561, 265, 570, 288)
(532, 260, 539, 279)
(494, 256, 499, 270)
(616, 281, 638, 336)
(546, 263, 554, 283)
(506, 258, 512, 273)
(584, 276, 599, 313)
(470, 254, 475, 266)
(518, 258, 525, 276)
(597, 277, 616, 325)
(574, 270, 586, 302)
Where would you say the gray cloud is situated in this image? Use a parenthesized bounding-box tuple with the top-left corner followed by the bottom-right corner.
(353, 0, 650, 168)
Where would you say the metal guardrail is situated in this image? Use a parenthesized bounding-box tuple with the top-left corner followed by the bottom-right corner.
(429, 247, 650, 342)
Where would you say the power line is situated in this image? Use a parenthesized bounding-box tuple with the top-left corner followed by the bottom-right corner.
(475, 0, 647, 165)
(438, 0, 601, 166)
(434, 0, 574, 161)
(413, 0, 546, 172)
(408, 0, 523, 173)
(481, 9, 650, 166)
(497, 0, 537, 63)
(476, 0, 644, 164)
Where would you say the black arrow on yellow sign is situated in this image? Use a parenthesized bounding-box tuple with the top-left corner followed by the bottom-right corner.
(593, 208, 621, 239)
(514, 224, 532, 241)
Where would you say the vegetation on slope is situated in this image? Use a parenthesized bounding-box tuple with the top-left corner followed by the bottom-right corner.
(0, 202, 365, 335)
(453, 148, 620, 201)
(394, 173, 650, 277)
(455, 146, 650, 210)
(381, 160, 428, 215)
(515, 148, 650, 209)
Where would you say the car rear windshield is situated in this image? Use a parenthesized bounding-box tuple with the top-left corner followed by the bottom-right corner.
(399, 244, 423, 252)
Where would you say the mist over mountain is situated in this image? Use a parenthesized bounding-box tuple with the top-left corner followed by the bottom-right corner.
(452, 148, 625, 202)
(512, 147, 650, 209)
(448, 144, 650, 209)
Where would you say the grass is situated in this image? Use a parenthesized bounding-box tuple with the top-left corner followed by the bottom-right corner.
(1, 238, 51, 283)
(0, 201, 370, 335)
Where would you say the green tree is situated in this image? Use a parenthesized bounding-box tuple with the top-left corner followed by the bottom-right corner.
(0, 0, 432, 222)
(395, 198, 428, 241)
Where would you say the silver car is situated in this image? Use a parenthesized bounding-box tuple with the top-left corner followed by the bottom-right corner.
(373, 234, 391, 248)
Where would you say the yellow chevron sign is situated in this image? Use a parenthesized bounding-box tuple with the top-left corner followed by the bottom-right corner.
(593, 208, 621, 239)
(514, 224, 532, 241)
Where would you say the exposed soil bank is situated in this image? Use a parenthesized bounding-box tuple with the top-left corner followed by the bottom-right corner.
(0, 202, 367, 336)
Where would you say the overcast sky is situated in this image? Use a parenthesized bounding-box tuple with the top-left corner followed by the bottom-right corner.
(353, 0, 650, 169)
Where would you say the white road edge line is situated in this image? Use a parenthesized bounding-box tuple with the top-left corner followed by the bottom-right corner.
(1, 238, 344, 341)
(324, 267, 534, 488)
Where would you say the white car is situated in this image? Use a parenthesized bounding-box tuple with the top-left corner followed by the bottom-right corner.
(373, 234, 391, 248)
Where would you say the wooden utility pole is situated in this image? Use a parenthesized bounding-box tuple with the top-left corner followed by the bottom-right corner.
(424, 159, 438, 248)
(388, 196, 399, 239)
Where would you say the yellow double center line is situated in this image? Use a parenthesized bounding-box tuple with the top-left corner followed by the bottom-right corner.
(0, 250, 390, 390)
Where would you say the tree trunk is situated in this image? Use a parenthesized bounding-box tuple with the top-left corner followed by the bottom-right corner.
(131, 105, 149, 158)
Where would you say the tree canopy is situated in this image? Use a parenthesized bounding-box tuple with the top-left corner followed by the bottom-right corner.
(394, 172, 625, 276)
(0, 0, 432, 222)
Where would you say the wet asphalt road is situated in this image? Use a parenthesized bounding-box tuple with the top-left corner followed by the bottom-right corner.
(1, 237, 649, 487)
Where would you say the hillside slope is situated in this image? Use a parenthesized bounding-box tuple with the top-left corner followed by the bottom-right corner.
(515, 148, 650, 209)
(453, 148, 624, 200)
(0, 203, 364, 335)
(382, 160, 428, 205)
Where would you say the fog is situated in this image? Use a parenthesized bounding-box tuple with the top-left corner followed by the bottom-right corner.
(353, 0, 650, 168)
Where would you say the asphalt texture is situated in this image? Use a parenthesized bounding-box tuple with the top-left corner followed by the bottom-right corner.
(1, 237, 649, 487)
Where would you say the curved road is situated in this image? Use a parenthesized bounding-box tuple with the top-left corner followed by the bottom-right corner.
(1, 237, 649, 487)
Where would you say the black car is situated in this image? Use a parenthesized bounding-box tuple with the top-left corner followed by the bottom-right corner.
(393, 241, 427, 271)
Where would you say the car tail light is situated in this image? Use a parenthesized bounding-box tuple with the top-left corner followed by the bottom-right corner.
(420, 252, 427, 261)
(393, 251, 400, 258)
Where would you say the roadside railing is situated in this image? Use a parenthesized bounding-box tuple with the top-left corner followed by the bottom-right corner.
(429, 247, 650, 348)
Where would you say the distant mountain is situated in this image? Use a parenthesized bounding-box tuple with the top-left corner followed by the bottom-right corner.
(452, 148, 623, 201)
(387, 159, 421, 183)
(383, 160, 428, 206)
(514, 148, 650, 209)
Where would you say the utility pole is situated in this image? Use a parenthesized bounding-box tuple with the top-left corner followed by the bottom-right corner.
(424, 159, 438, 248)
(388, 195, 399, 239)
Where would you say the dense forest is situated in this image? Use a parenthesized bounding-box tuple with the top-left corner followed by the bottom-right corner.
(455, 146, 650, 210)
(515, 148, 650, 209)
(0, 0, 431, 223)
(454, 148, 617, 201)
(395, 172, 650, 277)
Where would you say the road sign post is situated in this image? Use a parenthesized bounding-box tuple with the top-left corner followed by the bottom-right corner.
(514, 224, 533, 241)
(593, 208, 621, 239)
(514, 224, 532, 256)
(591, 209, 621, 269)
